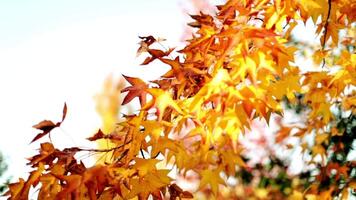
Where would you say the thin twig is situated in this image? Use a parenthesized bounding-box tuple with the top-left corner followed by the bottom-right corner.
(78, 139, 132, 153)
(95, 151, 110, 164)
(77, 151, 99, 160)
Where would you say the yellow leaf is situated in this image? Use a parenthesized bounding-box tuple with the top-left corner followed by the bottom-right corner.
(266, 12, 279, 29)
(312, 145, 326, 159)
(150, 137, 179, 158)
(315, 133, 329, 144)
(144, 88, 184, 120)
(141, 120, 171, 140)
(299, 0, 327, 23)
(133, 158, 160, 177)
(288, 190, 304, 200)
(199, 169, 225, 195)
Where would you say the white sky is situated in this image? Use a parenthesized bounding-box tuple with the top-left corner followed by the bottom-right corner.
(0, 0, 191, 182)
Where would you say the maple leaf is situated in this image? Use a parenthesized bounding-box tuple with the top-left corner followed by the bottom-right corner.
(5, 178, 25, 200)
(27, 142, 56, 166)
(312, 145, 326, 160)
(127, 170, 171, 199)
(298, 0, 327, 23)
(150, 137, 180, 158)
(168, 184, 194, 200)
(121, 75, 148, 107)
(141, 120, 172, 140)
(160, 57, 207, 97)
(137, 35, 157, 57)
(188, 12, 215, 28)
(87, 129, 105, 141)
(82, 165, 111, 197)
(133, 158, 160, 177)
(31, 103, 67, 143)
(6, 163, 45, 200)
(143, 88, 184, 120)
(198, 168, 225, 195)
(38, 174, 62, 199)
(54, 174, 83, 199)
(276, 126, 292, 143)
(220, 150, 247, 175)
(141, 48, 174, 65)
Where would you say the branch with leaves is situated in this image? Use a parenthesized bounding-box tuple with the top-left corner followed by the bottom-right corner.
(4, 0, 356, 199)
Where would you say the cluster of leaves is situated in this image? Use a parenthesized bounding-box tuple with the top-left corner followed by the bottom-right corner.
(5, 0, 356, 199)
(312, 112, 356, 198)
(202, 110, 356, 199)
(282, 103, 356, 199)
(212, 157, 311, 199)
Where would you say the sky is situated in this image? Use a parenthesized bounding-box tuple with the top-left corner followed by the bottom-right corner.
(0, 0, 194, 183)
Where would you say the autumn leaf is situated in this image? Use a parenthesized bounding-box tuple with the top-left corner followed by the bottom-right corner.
(121, 75, 148, 106)
(198, 168, 225, 195)
(133, 158, 160, 177)
(5, 178, 25, 200)
(168, 184, 194, 199)
(6, 163, 45, 200)
(298, 0, 328, 23)
(31, 103, 67, 143)
(143, 88, 184, 120)
(137, 35, 157, 57)
(27, 142, 55, 166)
(127, 170, 171, 199)
(87, 129, 105, 141)
(188, 12, 214, 28)
(141, 120, 172, 140)
(276, 127, 292, 143)
(7, 0, 356, 199)
(150, 137, 179, 158)
(141, 48, 174, 65)
(54, 174, 83, 199)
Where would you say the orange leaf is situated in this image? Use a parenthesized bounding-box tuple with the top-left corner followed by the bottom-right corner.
(143, 88, 184, 121)
(87, 129, 105, 141)
(198, 169, 225, 195)
(121, 75, 148, 107)
(140, 48, 174, 65)
(31, 103, 67, 143)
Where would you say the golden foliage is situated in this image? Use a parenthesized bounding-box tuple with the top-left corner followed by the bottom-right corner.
(6, 0, 356, 199)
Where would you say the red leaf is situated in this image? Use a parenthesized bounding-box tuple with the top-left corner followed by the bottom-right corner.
(32, 120, 56, 132)
(31, 120, 57, 143)
(87, 129, 105, 141)
(30, 103, 68, 143)
(140, 48, 174, 65)
(121, 75, 148, 107)
(137, 35, 157, 57)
